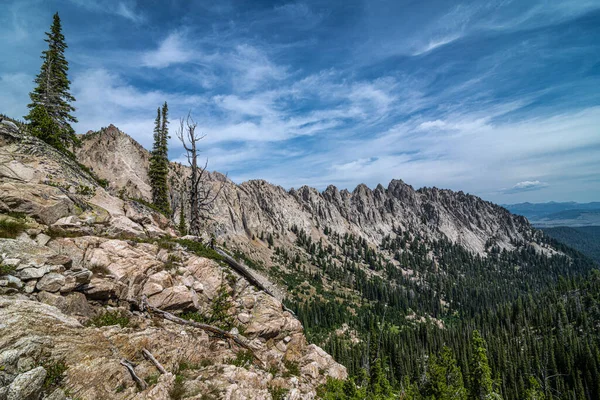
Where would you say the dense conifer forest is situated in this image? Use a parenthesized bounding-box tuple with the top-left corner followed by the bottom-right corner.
(542, 226, 600, 264)
(254, 225, 600, 399)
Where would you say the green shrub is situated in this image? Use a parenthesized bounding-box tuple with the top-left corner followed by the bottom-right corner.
(0, 216, 27, 238)
(146, 374, 159, 386)
(268, 386, 289, 400)
(0, 263, 16, 276)
(227, 350, 254, 368)
(97, 178, 109, 189)
(283, 360, 300, 377)
(164, 254, 182, 271)
(169, 374, 186, 400)
(43, 359, 68, 390)
(180, 285, 234, 330)
(87, 310, 130, 328)
(176, 239, 224, 261)
(76, 185, 95, 196)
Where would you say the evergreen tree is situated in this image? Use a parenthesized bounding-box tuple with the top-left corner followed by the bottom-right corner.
(25, 12, 78, 152)
(469, 331, 500, 400)
(524, 377, 545, 400)
(148, 103, 170, 214)
(425, 347, 467, 400)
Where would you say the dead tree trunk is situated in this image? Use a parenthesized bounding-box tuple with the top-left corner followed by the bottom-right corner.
(176, 113, 224, 236)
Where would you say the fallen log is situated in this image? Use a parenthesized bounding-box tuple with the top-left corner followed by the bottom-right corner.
(140, 296, 262, 364)
(214, 247, 296, 315)
(120, 359, 147, 390)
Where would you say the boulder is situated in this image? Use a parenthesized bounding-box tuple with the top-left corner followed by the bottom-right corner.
(104, 215, 145, 238)
(35, 233, 51, 246)
(7, 366, 46, 400)
(38, 290, 67, 310)
(24, 280, 36, 293)
(238, 313, 252, 324)
(5, 275, 23, 289)
(36, 273, 66, 292)
(83, 277, 127, 301)
(0, 182, 75, 225)
(2, 258, 20, 268)
(46, 254, 73, 268)
(245, 296, 301, 339)
(64, 292, 93, 318)
(45, 388, 67, 400)
(15, 266, 49, 280)
(61, 269, 92, 292)
(148, 285, 195, 311)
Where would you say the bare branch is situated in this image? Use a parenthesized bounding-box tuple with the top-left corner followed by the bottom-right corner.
(142, 348, 167, 375)
(120, 359, 147, 390)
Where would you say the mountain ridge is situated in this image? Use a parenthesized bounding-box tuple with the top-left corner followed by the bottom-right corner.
(77, 124, 532, 256)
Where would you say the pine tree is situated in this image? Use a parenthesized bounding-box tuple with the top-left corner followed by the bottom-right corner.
(148, 103, 170, 215)
(469, 330, 501, 400)
(425, 346, 467, 400)
(25, 12, 78, 152)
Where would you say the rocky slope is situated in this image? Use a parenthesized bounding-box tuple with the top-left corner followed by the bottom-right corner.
(0, 121, 345, 400)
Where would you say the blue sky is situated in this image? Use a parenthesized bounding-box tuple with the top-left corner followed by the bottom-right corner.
(1, 0, 599, 203)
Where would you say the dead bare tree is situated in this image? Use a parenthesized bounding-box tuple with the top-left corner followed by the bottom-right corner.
(176, 113, 224, 236)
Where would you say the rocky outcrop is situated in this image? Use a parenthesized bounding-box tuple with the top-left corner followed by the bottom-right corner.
(0, 121, 345, 399)
(76, 124, 532, 257)
(0, 234, 345, 399)
(76, 125, 152, 200)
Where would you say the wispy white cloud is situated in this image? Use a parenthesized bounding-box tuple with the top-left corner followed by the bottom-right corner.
(413, 34, 462, 56)
(141, 32, 195, 68)
(504, 180, 549, 194)
(67, 0, 145, 23)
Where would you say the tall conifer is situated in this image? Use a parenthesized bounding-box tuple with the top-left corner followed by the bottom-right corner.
(149, 103, 170, 214)
(25, 12, 78, 152)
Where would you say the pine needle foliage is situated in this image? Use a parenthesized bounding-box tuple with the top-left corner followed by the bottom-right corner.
(149, 102, 171, 215)
(25, 12, 79, 153)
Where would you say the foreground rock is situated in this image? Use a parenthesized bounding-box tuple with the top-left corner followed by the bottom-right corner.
(0, 122, 345, 399)
(0, 234, 345, 399)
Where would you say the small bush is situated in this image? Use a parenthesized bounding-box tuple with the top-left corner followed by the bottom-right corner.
(200, 358, 214, 368)
(97, 178, 109, 189)
(283, 360, 300, 377)
(164, 254, 182, 271)
(227, 350, 254, 368)
(268, 386, 289, 400)
(146, 374, 159, 386)
(267, 364, 279, 376)
(0, 216, 27, 239)
(177, 239, 224, 261)
(0, 263, 16, 276)
(87, 310, 130, 328)
(76, 185, 95, 196)
(43, 359, 68, 390)
(169, 374, 186, 400)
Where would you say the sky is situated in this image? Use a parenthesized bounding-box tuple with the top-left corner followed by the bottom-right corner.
(0, 0, 599, 204)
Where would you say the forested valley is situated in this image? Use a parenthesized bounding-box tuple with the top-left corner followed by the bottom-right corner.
(249, 224, 600, 399)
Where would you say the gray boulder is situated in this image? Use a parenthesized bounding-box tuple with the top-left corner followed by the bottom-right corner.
(7, 366, 46, 400)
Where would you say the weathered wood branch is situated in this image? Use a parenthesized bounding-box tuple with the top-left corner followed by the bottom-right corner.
(214, 248, 296, 316)
(120, 358, 147, 390)
(140, 296, 261, 363)
(142, 348, 167, 375)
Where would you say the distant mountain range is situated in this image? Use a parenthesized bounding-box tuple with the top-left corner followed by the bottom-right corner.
(503, 201, 600, 227)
